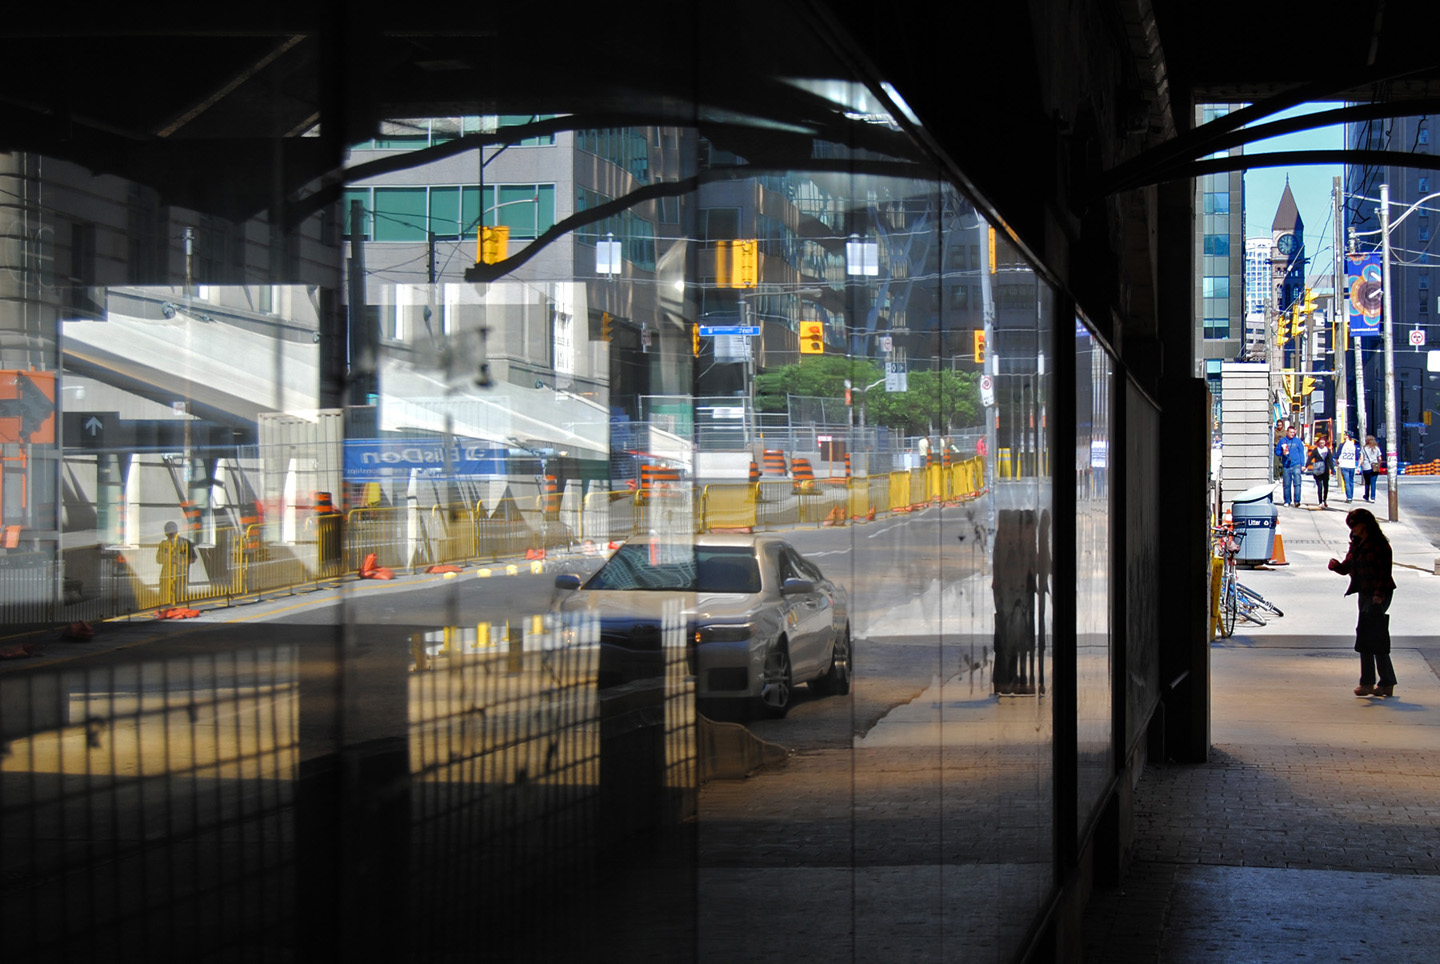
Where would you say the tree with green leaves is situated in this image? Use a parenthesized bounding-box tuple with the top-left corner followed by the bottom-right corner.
(753, 356, 882, 413)
(754, 357, 980, 436)
(860, 369, 981, 436)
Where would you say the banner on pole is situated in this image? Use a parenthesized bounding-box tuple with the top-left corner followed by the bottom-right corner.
(1347, 253, 1383, 337)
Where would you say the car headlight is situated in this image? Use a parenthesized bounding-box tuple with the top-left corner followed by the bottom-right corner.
(696, 623, 754, 643)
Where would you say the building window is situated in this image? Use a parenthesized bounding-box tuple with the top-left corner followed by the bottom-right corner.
(343, 184, 557, 242)
(1422, 225, 1431, 242)
(1203, 317, 1229, 339)
(1203, 276, 1230, 299)
(1204, 234, 1230, 256)
(1203, 192, 1230, 215)
(1421, 176, 1431, 194)
(1420, 124, 1430, 146)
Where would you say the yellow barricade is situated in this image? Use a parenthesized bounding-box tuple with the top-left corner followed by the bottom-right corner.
(888, 471, 911, 512)
(847, 478, 869, 520)
(702, 483, 758, 532)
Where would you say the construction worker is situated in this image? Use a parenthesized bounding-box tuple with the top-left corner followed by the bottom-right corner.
(156, 520, 197, 605)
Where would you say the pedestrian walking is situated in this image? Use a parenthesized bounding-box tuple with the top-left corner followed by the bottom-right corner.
(1336, 431, 1360, 502)
(1326, 508, 1398, 698)
(1275, 425, 1307, 507)
(1305, 435, 1335, 509)
(1359, 435, 1382, 502)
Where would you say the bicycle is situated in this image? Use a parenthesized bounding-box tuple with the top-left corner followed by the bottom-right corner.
(1212, 525, 1285, 637)
(1213, 525, 1243, 637)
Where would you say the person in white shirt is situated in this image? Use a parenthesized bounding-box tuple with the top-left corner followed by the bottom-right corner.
(1336, 431, 1360, 503)
(1359, 435, 1383, 502)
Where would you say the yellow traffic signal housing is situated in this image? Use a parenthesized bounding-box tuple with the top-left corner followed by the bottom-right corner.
(715, 239, 759, 288)
(973, 329, 986, 363)
(602, 312, 614, 342)
(1301, 376, 1316, 396)
(799, 320, 825, 354)
(477, 225, 510, 264)
(1276, 312, 1290, 348)
(692, 324, 701, 357)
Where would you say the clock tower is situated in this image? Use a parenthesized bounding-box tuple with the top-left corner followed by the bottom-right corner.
(1269, 180, 1306, 425)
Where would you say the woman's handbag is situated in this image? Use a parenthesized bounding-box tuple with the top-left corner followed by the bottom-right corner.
(1355, 610, 1391, 654)
(1307, 462, 1326, 477)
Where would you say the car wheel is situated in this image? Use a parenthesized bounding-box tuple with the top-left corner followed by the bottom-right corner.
(755, 640, 792, 719)
(813, 623, 852, 697)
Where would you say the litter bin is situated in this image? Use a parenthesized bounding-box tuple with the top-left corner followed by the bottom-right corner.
(1231, 485, 1276, 564)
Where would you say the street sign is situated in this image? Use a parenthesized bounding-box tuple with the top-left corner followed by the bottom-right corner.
(698, 325, 760, 337)
(979, 374, 995, 407)
(1409, 328, 1426, 347)
(885, 361, 906, 392)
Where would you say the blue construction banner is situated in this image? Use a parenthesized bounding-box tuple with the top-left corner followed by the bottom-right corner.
(344, 438, 506, 480)
(1347, 253, 1383, 337)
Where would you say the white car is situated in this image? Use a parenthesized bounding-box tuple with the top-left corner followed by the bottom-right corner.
(553, 533, 850, 718)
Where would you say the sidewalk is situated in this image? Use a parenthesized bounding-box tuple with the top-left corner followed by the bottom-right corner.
(1082, 495, 1440, 962)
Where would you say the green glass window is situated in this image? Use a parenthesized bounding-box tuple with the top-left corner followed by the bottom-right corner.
(482, 184, 555, 240)
(372, 187, 428, 241)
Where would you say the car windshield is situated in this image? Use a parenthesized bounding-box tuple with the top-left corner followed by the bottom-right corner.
(583, 543, 762, 593)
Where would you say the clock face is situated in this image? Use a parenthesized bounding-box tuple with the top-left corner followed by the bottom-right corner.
(1276, 233, 1297, 256)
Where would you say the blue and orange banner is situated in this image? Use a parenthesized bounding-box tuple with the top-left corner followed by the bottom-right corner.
(1346, 253, 1383, 337)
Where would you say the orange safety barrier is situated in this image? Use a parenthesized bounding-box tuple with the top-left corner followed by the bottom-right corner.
(639, 463, 682, 503)
(762, 450, 788, 476)
(749, 460, 760, 483)
(791, 457, 817, 494)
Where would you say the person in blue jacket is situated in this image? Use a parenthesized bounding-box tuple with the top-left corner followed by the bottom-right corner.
(1275, 425, 1308, 507)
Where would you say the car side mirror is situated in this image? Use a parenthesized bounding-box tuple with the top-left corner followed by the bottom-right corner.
(781, 577, 814, 595)
(554, 574, 582, 591)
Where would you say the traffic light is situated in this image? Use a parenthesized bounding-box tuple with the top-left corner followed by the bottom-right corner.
(1301, 376, 1316, 396)
(799, 320, 824, 354)
(1300, 287, 1319, 322)
(1276, 311, 1290, 348)
(477, 225, 510, 264)
(972, 329, 986, 363)
(602, 312, 614, 342)
(715, 239, 759, 288)
(692, 324, 701, 357)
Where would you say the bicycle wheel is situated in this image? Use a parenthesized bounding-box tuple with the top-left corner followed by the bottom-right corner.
(1221, 571, 1238, 636)
(1237, 583, 1284, 618)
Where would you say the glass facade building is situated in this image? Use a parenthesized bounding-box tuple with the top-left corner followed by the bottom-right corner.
(0, 11, 1135, 963)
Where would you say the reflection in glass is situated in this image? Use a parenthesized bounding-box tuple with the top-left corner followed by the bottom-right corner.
(4, 22, 1092, 962)
(1075, 318, 1115, 832)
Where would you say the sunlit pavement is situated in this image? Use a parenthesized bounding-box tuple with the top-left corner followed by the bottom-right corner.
(1084, 496, 1440, 963)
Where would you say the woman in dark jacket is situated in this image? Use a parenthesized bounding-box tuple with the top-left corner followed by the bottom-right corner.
(1306, 436, 1335, 509)
(1327, 508, 1398, 697)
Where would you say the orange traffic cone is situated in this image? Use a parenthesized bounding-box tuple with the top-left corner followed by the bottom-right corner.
(822, 505, 846, 527)
(1269, 533, 1288, 566)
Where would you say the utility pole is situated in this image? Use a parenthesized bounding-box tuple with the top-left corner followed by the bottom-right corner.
(1349, 226, 1368, 444)
(1332, 176, 1347, 441)
(1379, 184, 1400, 522)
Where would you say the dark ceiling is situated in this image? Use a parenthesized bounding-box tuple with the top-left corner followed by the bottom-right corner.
(5, 2, 1440, 232)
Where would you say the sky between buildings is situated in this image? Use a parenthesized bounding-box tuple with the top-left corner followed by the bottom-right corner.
(1242, 102, 1345, 274)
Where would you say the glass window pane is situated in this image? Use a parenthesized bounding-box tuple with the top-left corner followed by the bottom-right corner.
(373, 187, 428, 241)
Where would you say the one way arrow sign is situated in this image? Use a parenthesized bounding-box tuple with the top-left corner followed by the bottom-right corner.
(84, 416, 103, 436)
